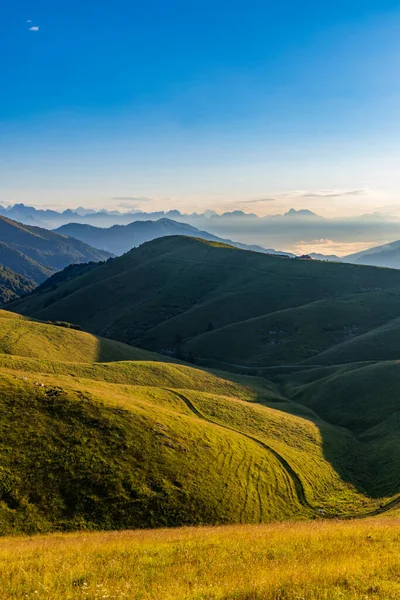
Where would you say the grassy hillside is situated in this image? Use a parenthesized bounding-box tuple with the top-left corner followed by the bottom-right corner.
(0, 267, 36, 305)
(184, 291, 400, 366)
(0, 309, 398, 535)
(2, 519, 400, 599)
(0, 310, 166, 363)
(0, 216, 111, 282)
(302, 315, 400, 365)
(8, 235, 400, 367)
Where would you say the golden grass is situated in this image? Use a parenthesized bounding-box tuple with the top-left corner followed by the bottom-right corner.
(0, 310, 164, 364)
(1, 519, 400, 599)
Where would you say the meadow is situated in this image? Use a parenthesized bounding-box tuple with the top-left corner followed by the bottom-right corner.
(1, 518, 400, 599)
(0, 308, 399, 534)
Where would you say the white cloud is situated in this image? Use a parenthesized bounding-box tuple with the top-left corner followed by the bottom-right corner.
(299, 189, 367, 199)
(29, 26, 39, 31)
(26, 19, 32, 23)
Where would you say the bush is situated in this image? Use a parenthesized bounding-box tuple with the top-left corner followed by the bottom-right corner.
(46, 321, 82, 331)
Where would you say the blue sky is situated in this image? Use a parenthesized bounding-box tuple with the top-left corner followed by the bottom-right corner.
(2, 0, 400, 215)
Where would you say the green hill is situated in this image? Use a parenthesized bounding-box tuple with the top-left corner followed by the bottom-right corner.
(0, 310, 168, 363)
(0, 267, 36, 305)
(8, 235, 400, 368)
(0, 308, 398, 534)
(0, 215, 111, 283)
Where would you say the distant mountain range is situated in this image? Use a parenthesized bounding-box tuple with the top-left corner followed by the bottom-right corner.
(0, 216, 112, 284)
(6, 203, 400, 268)
(0, 202, 329, 230)
(2, 202, 400, 258)
(55, 218, 292, 257)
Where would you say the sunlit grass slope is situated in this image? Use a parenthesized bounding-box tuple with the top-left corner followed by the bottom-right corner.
(2, 519, 400, 599)
(0, 310, 165, 363)
(0, 310, 391, 534)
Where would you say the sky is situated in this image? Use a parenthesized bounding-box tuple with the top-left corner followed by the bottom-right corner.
(2, 0, 400, 217)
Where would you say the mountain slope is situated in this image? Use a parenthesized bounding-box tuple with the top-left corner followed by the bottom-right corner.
(0, 309, 396, 535)
(8, 235, 400, 367)
(55, 218, 290, 256)
(0, 216, 111, 282)
(345, 239, 400, 269)
(0, 241, 55, 283)
(0, 267, 36, 305)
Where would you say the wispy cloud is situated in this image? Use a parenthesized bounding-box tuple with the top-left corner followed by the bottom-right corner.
(299, 189, 367, 199)
(26, 19, 32, 23)
(112, 197, 152, 210)
(235, 198, 276, 205)
(29, 26, 39, 31)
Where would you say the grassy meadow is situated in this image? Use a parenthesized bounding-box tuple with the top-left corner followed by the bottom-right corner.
(2, 519, 400, 599)
(0, 309, 400, 533)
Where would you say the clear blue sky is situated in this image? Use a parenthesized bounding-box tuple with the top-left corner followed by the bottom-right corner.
(2, 0, 400, 215)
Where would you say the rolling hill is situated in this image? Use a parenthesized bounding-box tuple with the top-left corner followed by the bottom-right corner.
(8, 235, 400, 368)
(0, 266, 36, 305)
(54, 218, 290, 256)
(0, 216, 111, 283)
(1, 308, 400, 536)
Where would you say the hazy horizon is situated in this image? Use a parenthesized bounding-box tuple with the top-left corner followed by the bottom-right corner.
(2, 199, 400, 257)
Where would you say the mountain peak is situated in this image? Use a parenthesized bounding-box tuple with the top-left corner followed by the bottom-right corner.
(284, 208, 320, 218)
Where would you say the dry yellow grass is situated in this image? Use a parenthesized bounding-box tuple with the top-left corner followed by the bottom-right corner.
(1, 519, 400, 599)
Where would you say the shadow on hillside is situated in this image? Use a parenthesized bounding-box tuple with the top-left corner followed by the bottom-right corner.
(96, 336, 394, 502)
(256, 395, 394, 502)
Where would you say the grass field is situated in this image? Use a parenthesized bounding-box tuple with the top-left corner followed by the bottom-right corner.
(0, 310, 168, 363)
(2, 519, 400, 599)
(1, 309, 398, 534)
(2, 307, 400, 533)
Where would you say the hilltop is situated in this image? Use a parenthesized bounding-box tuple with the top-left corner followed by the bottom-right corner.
(0, 216, 111, 283)
(9, 235, 400, 367)
(55, 218, 289, 256)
